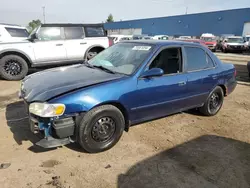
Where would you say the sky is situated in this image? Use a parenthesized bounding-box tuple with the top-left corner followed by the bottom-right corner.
(0, 0, 249, 26)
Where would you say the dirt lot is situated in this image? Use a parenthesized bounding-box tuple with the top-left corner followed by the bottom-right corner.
(0, 54, 250, 188)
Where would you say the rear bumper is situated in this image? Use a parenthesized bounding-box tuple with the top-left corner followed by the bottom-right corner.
(226, 47, 246, 52)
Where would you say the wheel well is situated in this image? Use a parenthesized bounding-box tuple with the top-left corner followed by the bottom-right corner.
(218, 85, 227, 96)
(88, 46, 105, 53)
(95, 102, 130, 132)
(0, 51, 31, 67)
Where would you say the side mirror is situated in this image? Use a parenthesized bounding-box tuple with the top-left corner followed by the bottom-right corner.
(141, 68, 164, 78)
(29, 33, 38, 41)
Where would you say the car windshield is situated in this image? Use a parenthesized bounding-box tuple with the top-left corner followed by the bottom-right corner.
(202, 37, 216, 42)
(227, 38, 244, 43)
(88, 42, 154, 75)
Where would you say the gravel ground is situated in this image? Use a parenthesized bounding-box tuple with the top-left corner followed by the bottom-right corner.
(0, 54, 249, 188)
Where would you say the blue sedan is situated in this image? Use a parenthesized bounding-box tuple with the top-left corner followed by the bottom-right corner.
(20, 40, 237, 153)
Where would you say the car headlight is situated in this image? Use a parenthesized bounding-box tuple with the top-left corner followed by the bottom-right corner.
(29, 103, 65, 117)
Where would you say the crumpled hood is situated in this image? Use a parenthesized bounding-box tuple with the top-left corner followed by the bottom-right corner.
(21, 64, 124, 102)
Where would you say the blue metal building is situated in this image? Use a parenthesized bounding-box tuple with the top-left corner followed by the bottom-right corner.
(104, 8, 250, 36)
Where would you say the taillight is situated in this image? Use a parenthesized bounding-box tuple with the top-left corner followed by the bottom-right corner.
(108, 38, 114, 46)
(234, 69, 237, 77)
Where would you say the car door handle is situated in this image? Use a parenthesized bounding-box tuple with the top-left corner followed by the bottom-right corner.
(80, 42, 87, 45)
(56, 44, 63, 46)
(178, 81, 186, 86)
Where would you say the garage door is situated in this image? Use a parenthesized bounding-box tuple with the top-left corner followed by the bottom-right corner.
(243, 22, 250, 36)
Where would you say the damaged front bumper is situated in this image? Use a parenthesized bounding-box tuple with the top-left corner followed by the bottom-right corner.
(29, 113, 76, 148)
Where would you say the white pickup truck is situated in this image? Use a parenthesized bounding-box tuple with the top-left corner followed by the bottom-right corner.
(0, 23, 113, 80)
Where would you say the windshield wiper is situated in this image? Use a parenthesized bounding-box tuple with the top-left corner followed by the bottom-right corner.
(92, 65, 116, 74)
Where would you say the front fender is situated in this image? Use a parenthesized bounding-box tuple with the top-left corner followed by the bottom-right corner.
(48, 77, 136, 115)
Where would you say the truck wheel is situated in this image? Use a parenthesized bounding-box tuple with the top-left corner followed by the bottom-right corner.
(86, 47, 104, 60)
(78, 105, 125, 153)
(199, 86, 224, 116)
(0, 55, 28, 80)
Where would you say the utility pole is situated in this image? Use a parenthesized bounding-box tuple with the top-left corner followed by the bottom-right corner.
(185, 6, 188, 14)
(42, 6, 46, 23)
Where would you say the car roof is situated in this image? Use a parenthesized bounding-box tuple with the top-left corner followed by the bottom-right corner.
(120, 40, 203, 47)
(0, 24, 26, 29)
(41, 23, 104, 27)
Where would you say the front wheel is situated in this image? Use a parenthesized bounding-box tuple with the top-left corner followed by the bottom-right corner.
(0, 55, 28, 80)
(199, 86, 224, 116)
(78, 105, 125, 153)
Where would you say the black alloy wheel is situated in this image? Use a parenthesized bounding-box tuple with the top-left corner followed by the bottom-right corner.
(199, 86, 224, 116)
(4, 59, 22, 76)
(0, 55, 28, 80)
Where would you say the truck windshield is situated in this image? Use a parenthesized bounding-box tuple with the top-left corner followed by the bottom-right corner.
(88, 42, 154, 75)
(202, 37, 216, 42)
(227, 38, 244, 43)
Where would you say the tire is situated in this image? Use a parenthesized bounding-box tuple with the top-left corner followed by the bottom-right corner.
(86, 48, 104, 60)
(78, 105, 125, 153)
(0, 55, 28, 80)
(211, 49, 216, 52)
(199, 86, 224, 116)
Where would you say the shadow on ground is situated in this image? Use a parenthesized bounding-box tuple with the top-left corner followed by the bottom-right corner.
(117, 135, 250, 188)
(5, 101, 55, 153)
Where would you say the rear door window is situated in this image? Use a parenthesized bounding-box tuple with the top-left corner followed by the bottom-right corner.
(64, 27, 84, 39)
(4, 27, 29, 37)
(185, 47, 210, 71)
(85, 26, 105, 37)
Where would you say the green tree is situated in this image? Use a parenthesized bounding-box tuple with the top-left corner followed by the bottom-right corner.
(106, 14, 114, 23)
(27, 19, 42, 33)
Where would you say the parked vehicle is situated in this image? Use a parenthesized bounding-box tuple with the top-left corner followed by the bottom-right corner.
(177, 36, 192, 39)
(109, 35, 126, 44)
(244, 35, 250, 50)
(152, 35, 169, 40)
(221, 36, 247, 53)
(175, 38, 207, 47)
(119, 36, 132, 41)
(247, 61, 250, 78)
(19, 40, 237, 153)
(0, 24, 29, 42)
(132, 35, 152, 40)
(0, 23, 113, 80)
(200, 33, 217, 52)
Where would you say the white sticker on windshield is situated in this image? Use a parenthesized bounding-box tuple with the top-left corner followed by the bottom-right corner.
(132, 46, 151, 51)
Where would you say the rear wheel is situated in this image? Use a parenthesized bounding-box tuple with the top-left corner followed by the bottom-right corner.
(0, 55, 28, 80)
(199, 86, 224, 116)
(78, 105, 125, 153)
(86, 47, 104, 60)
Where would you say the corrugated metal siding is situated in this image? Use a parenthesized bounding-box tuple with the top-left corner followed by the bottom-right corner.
(104, 8, 250, 36)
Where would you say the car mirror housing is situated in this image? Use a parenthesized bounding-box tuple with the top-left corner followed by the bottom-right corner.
(141, 68, 164, 78)
(29, 33, 38, 41)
